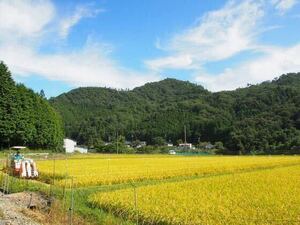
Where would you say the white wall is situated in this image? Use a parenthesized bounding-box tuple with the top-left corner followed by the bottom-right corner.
(74, 146, 88, 154)
(64, 139, 77, 153)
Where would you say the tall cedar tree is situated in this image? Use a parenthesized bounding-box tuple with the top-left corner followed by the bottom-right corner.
(0, 62, 64, 150)
(0, 62, 17, 147)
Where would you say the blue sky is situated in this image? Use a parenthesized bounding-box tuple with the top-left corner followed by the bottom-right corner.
(0, 0, 300, 97)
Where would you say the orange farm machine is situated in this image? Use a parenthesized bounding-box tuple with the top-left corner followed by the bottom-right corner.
(10, 157, 39, 178)
(5, 147, 39, 179)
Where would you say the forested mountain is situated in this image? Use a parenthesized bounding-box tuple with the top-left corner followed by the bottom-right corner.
(0, 62, 64, 150)
(50, 74, 300, 154)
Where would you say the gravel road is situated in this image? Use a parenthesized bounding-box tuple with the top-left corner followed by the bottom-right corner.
(0, 192, 47, 225)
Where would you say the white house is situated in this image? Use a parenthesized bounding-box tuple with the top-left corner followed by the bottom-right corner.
(64, 138, 77, 153)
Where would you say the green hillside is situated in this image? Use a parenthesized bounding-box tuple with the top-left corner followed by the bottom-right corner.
(50, 74, 300, 154)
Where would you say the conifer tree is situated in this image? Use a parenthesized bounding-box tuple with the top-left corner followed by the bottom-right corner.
(0, 62, 17, 148)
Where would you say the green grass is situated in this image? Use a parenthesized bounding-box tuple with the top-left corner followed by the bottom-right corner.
(0, 171, 133, 225)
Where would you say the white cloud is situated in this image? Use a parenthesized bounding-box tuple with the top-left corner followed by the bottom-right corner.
(0, 0, 55, 39)
(59, 5, 103, 39)
(195, 44, 300, 91)
(271, 0, 298, 14)
(0, 43, 158, 89)
(146, 0, 300, 92)
(145, 0, 264, 71)
(0, 0, 159, 92)
(146, 55, 195, 70)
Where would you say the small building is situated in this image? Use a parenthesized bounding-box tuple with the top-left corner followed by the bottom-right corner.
(11, 146, 27, 150)
(136, 141, 147, 148)
(125, 141, 132, 148)
(140, 141, 147, 146)
(74, 146, 88, 154)
(167, 143, 174, 147)
(205, 143, 214, 149)
(179, 143, 193, 149)
(64, 138, 76, 153)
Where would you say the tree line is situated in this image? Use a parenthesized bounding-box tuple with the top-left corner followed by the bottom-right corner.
(0, 62, 64, 150)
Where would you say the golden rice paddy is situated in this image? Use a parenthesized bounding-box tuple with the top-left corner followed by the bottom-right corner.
(89, 165, 300, 225)
(37, 155, 300, 187)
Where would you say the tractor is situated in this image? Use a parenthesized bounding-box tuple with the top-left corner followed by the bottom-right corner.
(9, 147, 39, 178)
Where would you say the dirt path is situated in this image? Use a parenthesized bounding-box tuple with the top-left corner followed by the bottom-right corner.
(0, 192, 48, 225)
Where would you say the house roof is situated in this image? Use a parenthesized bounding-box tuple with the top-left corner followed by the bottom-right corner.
(11, 146, 27, 149)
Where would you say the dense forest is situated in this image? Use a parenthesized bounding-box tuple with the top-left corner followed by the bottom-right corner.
(0, 62, 64, 150)
(51, 73, 300, 154)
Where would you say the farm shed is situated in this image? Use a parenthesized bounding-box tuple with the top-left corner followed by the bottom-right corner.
(64, 138, 77, 153)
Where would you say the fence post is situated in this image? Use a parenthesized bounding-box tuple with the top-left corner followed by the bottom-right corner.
(134, 186, 138, 225)
(0, 166, 4, 195)
(131, 182, 138, 225)
(49, 157, 56, 199)
(5, 154, 10, 194)
(68, 177, 74, 225)
(107, 159, 109, 175)
(52, 158, 56, 191)
(4, 173, 9, 194)
(1, 158, 6, 195)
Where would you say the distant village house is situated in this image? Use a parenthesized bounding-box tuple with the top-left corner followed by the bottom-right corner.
(205, 143, 214, 150)
(178, 143, 193, 149)
(64, 138, 88, 154)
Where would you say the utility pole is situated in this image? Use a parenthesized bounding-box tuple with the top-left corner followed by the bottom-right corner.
(116, 130, 119, 154)
(184, 125, 187, 144)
